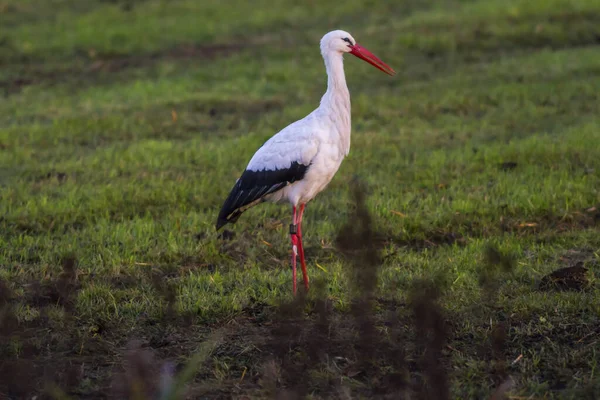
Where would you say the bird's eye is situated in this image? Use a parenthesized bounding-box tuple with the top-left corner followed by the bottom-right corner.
(342, 37, 353, 46)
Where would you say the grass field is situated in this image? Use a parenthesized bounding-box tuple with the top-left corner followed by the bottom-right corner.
(1, 0, 600, 398)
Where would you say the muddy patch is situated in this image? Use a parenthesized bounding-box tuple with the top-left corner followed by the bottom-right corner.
(539, 263, 591, 292)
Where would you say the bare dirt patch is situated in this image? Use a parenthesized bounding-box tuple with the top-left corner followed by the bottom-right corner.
(383, 230, 468, 251)
(1, 42, 244, 96)
(87, 43, 243, 74)
(539, 263, 592, 292)
(504, 206, 600, 234)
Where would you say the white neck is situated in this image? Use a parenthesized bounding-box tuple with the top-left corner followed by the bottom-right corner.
(318, 51, 351, 154)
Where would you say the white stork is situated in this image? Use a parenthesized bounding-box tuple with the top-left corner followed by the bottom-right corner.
(216, 30, 395, 294)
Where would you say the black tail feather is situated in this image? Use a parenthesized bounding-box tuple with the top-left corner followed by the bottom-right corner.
(215, 184, 275, 230)
(215, 163, 310, 230)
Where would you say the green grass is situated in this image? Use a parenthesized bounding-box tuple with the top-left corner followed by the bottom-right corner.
(1, 0, 599, 398)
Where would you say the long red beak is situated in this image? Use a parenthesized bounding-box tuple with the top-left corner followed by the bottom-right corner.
(349, 44, 395, 76)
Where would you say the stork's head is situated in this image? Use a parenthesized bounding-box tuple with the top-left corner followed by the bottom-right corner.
(320, 30, 395, 76)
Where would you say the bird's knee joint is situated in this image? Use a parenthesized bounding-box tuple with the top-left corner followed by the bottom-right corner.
(289, 224, 298, 235)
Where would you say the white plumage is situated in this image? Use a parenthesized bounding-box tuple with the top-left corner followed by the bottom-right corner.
(217, 30, 395, 294)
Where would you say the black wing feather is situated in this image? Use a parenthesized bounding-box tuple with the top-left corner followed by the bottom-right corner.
(216, 161, 309, 230)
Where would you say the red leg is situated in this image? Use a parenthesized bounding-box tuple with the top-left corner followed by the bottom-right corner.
(290, 206, 299, 295)
(297, 204, 309, 291)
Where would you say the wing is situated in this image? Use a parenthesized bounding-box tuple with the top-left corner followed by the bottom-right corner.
(216, 161, 309, 230)
(215, 116, 321, 230)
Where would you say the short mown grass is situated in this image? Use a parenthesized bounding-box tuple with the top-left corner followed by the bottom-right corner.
(1, 0, 599, 398)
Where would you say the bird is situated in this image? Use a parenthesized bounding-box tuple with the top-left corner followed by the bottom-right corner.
(216, 30, 395, 294)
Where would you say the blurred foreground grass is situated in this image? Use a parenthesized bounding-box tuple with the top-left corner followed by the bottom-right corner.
(1, 0, 599, 398)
